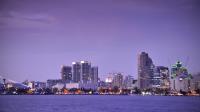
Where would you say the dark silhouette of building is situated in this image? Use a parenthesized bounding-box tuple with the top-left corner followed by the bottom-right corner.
(80, 61, 91, 84)
(91, 66, 98, 84)
(138, 52, 154, 89)
(72, 62, 81, 83)
(61, 65, 72, 83)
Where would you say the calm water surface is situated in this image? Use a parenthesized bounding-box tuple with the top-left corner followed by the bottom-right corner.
(0, 95, 200, 112)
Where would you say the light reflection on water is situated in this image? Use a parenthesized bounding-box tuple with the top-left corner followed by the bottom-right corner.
(0, 95, 200, 112)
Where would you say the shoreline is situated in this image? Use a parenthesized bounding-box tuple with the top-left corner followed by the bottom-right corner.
(1, 94, 199, 96)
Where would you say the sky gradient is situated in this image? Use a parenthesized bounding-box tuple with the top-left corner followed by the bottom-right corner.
(0, 0, 200, 82)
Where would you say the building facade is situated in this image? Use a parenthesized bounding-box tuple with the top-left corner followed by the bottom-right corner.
(190, 73, 200, 90)
(61, 65, 72, 83)
(138, 52, 154, 89)
(72, 62, 81, 83)
(34, 81, 46, 89)
(112, 73, 123, 88)
(72, 61, 97, 84)
(80, 61, 91, 84)
(171, 61, 192, 92)
(123, 75, 134, 89)
(91, 66, 98, 84)
(47, 79, 63, 88)
(152, 66, 170, 89)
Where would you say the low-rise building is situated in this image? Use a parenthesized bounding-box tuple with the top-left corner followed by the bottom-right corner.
(47, 79, 64, 88)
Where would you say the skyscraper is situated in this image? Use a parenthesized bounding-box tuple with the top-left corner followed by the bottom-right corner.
(112, 73, 123, 88)
(171, 61, 192, 92)
(72, 62, 81, 83)
(138, 52, 154, 89)
(91, 66, 98, 84)
(61, 65, 72, 83)
(152, 66, 170, 89)
(80, 61, 91, 84)
(123, 75, 134, 89)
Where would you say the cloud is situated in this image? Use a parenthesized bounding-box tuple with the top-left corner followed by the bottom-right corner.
(0, 11, 56, 29)
(5, 11, 54, 22)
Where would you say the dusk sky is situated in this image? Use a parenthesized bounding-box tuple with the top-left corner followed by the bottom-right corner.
(0, 0, 200, 82)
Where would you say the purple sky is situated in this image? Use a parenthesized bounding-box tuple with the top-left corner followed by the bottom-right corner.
(0, 0, 200, 82)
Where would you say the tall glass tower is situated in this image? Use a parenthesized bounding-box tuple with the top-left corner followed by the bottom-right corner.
(61, 65, 72, 83)
(138, 52, 154, 89)
(72, 62, 81, 83)
(91, 66, 98, 84)
(80, 61, 91, 84)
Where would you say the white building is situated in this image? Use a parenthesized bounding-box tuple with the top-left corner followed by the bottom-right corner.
(172, 78, 190, 92)
(171, 61, 192, 92)
(65, 83, 80, 89)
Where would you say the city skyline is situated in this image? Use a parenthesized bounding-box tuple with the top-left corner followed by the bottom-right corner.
(1, 0, 200, 82)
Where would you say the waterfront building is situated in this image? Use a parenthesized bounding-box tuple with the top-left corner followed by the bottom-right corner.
(72, 61, 98, 86)
(0, 83, 4, 93)
(102, 74, 114, 88)
(65, 83, 80, 89)
(47, 79, 63, 88)
(27, 81, 35, 89)
(123, 75, 134, 89)
(80, 83, 98, 90)
(190, 73, 200, 90)
(61, 65, 72, 83)
(65, 82, 97, 90)
(80, 61, 91, 84)
(132, 79, 138, 88)
(152, 66, 170, 89)
(173, 78, 190, 92)
(52, 83, 65, 90)
(72, 62, 81, 83)
(23, 80, 35, 89)
(104, 74, 115, 88)
(91, 66, 98, 84)
(171, 61, 192, 92)
(98, 80, 107, 88)
(112, 73, 123, 88)
(105, 74, 114, 83)
(34, 81, 46, 89)
(0, 78, 28, 90)
(138, 52, 154, 89)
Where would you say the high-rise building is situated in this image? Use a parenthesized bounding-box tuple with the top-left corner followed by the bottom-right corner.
(138, 52, 154, 89)
(190, 73, 200, 90)
(123, 75, 134, 89)
(72, 61, 98, 85)
(112, 73, 123, 88)
(72, 62, 81, 83)
(91, 66, 98, 84)
(61, 65, 72, 83)
(104, 74, 114, 88)
(171, 61, 192, 92)
(152, 66, 170, 89)
(80, 61, 91, 84)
